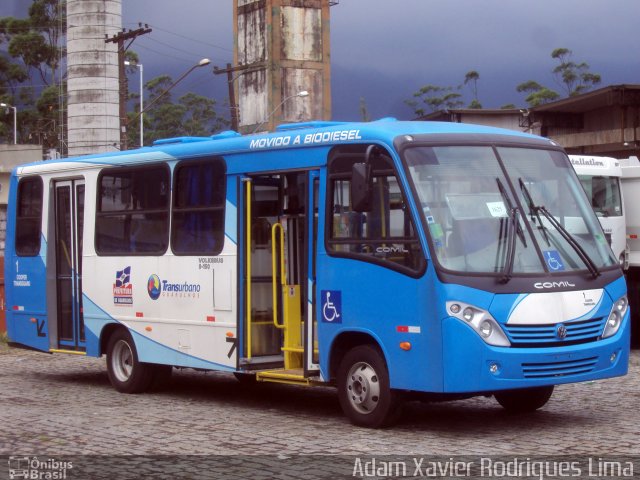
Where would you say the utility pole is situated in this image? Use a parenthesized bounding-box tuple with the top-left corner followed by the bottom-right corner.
(105, 24, 152, 150)
(213, 63, 241, 132)
(213, 62, 266, 132)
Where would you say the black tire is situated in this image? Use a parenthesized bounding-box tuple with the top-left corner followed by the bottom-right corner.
(337, 344, 402, 428)
(106, 329, 154, 394)
(494, 385, 554, 413)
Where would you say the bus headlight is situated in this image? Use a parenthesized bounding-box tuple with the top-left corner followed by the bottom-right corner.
(462, 307, 474, 322)
(479, 320, 493, 338)
(602, 295, 628, 339)
(446, 301, 510, 347)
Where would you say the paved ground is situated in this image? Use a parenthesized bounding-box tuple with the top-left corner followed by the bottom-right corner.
(0, 341, 638, 478)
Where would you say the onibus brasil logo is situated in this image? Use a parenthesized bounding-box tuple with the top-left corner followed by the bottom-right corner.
(8, 456, 73, 479)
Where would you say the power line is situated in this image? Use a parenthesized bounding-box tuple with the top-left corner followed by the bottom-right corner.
(134, 43, 203, 65)
(142, 36, 228, 64)
(131, 23, 233, 53)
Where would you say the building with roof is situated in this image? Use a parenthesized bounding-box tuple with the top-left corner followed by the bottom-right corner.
(422, 84, 640, 159)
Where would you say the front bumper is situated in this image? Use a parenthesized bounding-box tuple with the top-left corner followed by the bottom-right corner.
(441, 312, 630, 393)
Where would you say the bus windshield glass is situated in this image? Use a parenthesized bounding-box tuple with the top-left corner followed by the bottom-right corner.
(404, 145, 617, 275)
(577, 175, 623, 218)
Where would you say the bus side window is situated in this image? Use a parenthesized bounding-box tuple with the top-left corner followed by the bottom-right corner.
(95, 164, 170, 255)
(15, 177, 43, 256)
(327, 146, 426, 274)
(171, 157, 226, 255)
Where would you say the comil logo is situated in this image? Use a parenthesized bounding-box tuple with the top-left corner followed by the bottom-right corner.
(534, 281, 576, 289)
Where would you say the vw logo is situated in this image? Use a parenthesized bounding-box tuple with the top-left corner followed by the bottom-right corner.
(556, 324, 568, 339)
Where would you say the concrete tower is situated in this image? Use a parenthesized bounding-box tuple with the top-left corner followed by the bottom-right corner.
(234, 0, 332, 133)
(66, 0, 121, 156)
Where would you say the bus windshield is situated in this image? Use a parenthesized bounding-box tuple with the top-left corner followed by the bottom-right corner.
(577, 175, 623, 218)
(404, 145, 617, 275)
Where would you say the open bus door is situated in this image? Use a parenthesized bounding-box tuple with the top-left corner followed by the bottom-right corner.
(240, 171, 319, 383)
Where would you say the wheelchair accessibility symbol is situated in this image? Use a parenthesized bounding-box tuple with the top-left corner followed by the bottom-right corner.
(321, 290, 342, 323)
(544, 250, 565, 272)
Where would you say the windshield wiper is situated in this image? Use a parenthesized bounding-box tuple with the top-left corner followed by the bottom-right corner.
(519, 178, 551, 247)
(496, 178, 527, 247)
(495, 178, 525, 283)
(519, 178, 600, 278)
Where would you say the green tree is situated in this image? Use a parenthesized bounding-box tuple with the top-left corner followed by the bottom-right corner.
(516, 80, 560, 107)
(516, 48, 601, 108)
(551, 47, 601, 96)
(406, 84, 463, 117)
(0, 0, 65, 148)
(464, 70, 482, 109)
(127, 75, 229, 147)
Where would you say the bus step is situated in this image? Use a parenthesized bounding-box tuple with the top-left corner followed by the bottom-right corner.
(49, 348, 87, 355)
(281, 346, 304, 353)
(256, 368, 311, 386)
(280, 346, 320, 354)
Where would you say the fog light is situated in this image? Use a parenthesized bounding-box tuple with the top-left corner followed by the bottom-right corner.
(450, 303, 461, 314)
(489, 362, 499, 374)
(462, 307, 474, 322)
(610, 352, 617, 363)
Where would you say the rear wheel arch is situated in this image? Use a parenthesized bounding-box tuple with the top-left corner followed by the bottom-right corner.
(99, 323, 124, 356)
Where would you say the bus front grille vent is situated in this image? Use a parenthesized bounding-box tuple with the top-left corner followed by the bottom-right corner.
(521, 356, 599, 379)
(504, 317, 606, 347)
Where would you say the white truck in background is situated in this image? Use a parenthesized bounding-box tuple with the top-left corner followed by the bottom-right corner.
(620, 155, 640, 348)
(569, 155, 626, 264)
(571, 155, 638, 347)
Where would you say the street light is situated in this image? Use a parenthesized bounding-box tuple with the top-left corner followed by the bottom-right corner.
(0, 102, 17, 144)
(128, 58, 211, 145)
(252, 90, 309, 133)
(125, 61, 144, 147)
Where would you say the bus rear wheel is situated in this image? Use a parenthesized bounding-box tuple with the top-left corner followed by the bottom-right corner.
(494, 386, 554, 413)
(337, 345, 402, 428)
(106, 329, 154, 394)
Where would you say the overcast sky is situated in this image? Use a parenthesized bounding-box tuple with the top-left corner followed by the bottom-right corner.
(3, 0, 640, 121)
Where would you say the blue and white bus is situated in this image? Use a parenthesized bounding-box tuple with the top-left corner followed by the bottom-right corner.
(5, 119, 630, 427)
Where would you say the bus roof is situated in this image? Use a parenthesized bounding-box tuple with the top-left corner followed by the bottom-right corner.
(16, 118, 552, 175)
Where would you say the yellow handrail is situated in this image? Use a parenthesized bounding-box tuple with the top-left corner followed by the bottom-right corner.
(245, 179, 252, 359)
(271, 222, 285, 329)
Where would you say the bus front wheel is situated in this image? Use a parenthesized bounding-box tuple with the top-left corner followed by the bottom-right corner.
(494, 386, 554, 413)
(337, 345, 402, 428)
(106, 329, 154, 394)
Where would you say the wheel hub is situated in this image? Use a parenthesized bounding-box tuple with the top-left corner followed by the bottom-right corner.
(346, 361, 381, 414)
(112, 339, 134, 382)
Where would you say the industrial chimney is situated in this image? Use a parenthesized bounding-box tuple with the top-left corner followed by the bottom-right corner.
(66, 0, 121, 156)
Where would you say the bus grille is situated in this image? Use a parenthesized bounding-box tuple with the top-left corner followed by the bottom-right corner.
(504, 317, 605, 347)
(521, 356, 598, 379)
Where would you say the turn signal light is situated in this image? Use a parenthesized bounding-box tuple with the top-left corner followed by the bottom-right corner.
(399, 341, 411, 351)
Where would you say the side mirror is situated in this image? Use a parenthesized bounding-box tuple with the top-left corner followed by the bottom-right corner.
(351, 162, 372, 212)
